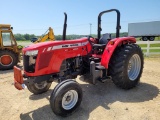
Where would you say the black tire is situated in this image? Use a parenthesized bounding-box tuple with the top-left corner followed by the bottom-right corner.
(108, 44, 144, 89)
(50, 80, 82, 117)
(142, 36, 148, 41)
(149, 36, 155, 41)
(0, 50, 18, 70)
(27, 81, 52, 94)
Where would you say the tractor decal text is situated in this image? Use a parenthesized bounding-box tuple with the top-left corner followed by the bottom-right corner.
(70, 44, 78, 47)
(62, 45, 69, 47)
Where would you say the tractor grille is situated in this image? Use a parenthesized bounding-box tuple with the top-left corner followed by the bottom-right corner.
(23, 55, 37, 73)
(38, 52, 53, 70)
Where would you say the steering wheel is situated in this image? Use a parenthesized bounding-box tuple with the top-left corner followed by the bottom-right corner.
(87, 36, 96, 45)
(86, 36, 96, 55)
(88, 36, 94, 42)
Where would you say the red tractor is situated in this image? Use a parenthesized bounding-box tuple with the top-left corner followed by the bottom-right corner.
(14, 9, 144, 117)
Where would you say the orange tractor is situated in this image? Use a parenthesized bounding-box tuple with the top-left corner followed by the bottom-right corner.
(0, 24, 22, 70)
(0, 24, 56, 70)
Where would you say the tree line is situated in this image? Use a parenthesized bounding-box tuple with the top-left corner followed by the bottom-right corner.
(14, 32, 128, 41)
(14, 34, 36, 41)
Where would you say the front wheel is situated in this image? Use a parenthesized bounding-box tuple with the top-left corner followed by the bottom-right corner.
(142, 36, 148, 41)
(109, 44, 144, 89)
(50, 80, 82, 117)
(27, 81, 52, 94)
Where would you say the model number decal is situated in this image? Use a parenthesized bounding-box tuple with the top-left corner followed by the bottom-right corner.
(70, 44, 78, 47)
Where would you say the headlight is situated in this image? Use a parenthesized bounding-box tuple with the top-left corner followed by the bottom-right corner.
(25, 50, 38, 56)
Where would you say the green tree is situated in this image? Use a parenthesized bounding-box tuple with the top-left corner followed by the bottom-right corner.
(14, 34, 25, 40)
(24, 34, 30, 40)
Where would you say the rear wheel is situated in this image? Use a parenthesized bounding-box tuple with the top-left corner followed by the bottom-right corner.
(109, 44, 144, 89)
(149, 36, 155, 41)
(0, 50, 18, 70)
(50, 80, 82, 117)
(27, 81, 52, 94)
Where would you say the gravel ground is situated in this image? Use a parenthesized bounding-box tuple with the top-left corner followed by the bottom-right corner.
(0, 57, 160, 120)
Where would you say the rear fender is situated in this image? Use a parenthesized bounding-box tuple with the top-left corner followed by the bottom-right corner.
(101, 37, 136, 68)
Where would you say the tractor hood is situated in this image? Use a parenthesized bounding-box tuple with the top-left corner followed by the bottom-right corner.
(22, 38, 89, 55)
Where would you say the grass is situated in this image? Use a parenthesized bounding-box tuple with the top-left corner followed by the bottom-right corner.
(17, 41, 32, 46)
(139, 44, 160, 47)
(137, 42, 160, 53)
(141, 49, 160, 53)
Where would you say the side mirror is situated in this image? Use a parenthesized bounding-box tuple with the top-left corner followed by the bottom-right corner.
(11, 27, 13, 30)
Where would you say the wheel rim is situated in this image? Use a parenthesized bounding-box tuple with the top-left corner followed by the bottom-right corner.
(128, 54, 141, 81)
(0, 55, 13, 66)
(35, 81, 48, 89)
(143, 37, 147, 41)
(150, 37, 154, 41)
(62, 90, 78, 110)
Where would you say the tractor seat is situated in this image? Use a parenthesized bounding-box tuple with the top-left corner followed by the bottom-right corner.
(99, 33, 111, 44)
(93, 33, 111, 49)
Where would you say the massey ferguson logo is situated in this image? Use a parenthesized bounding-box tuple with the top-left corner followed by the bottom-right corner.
(62, 45, 69, 47)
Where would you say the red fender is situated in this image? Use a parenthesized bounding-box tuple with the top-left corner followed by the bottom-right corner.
(101, 37, 136, 69)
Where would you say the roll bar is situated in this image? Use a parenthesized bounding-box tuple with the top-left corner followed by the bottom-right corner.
(97, 9, 121, 39)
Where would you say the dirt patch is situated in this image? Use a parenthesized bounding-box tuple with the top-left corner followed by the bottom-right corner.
(0, 58, 160, 120)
